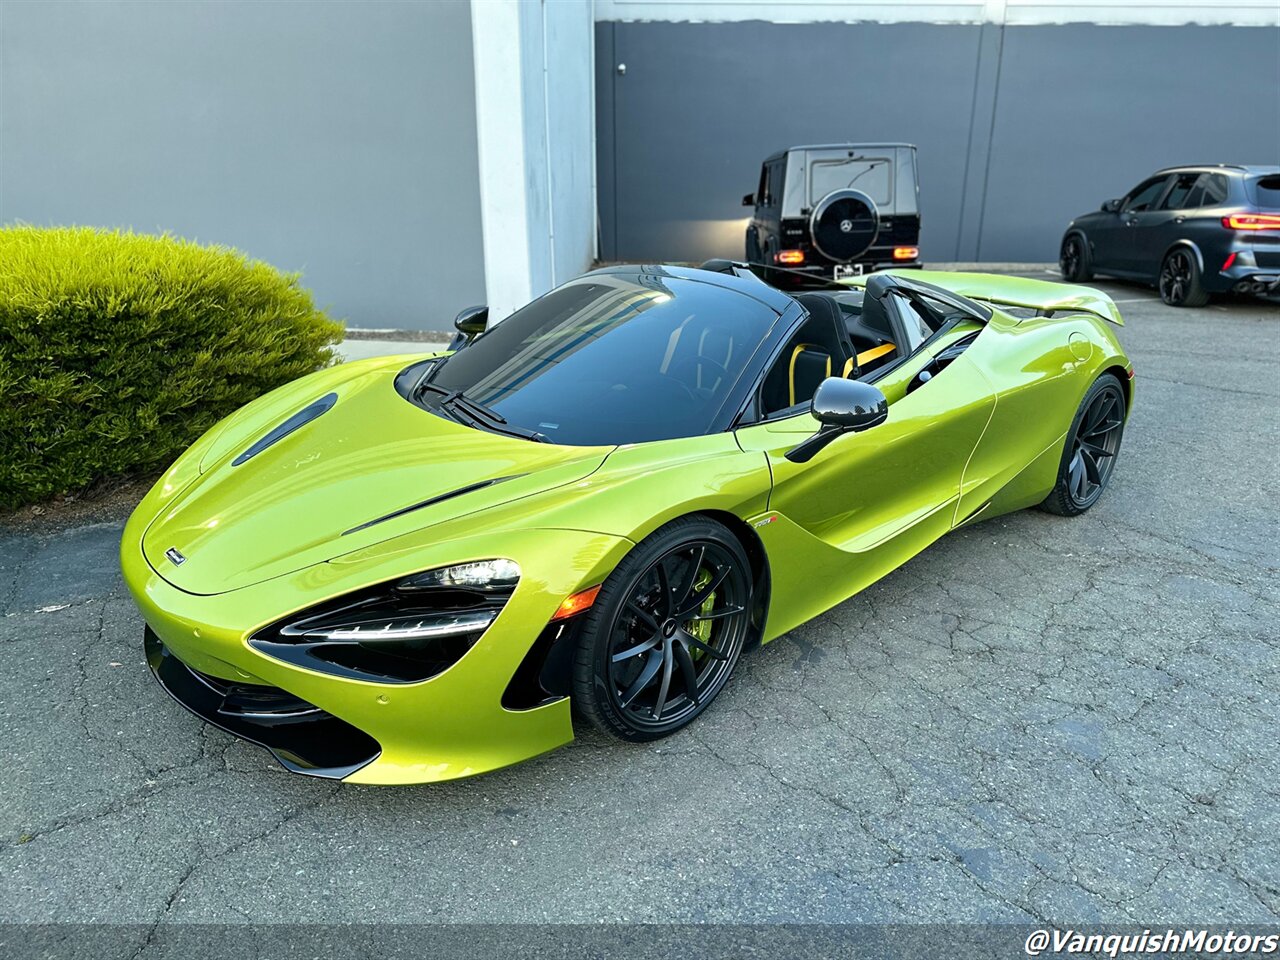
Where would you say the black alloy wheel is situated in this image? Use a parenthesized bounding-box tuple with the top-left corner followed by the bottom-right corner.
(1060, 234, 1092, 282)
(1159, 249, 1209, 307)
(1040, 374, 1126, 516)
(573, 517, 753, 740)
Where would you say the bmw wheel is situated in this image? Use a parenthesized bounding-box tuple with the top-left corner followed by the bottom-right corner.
(573, 517, 753, 741)
(1159, 249, 1209, 307)
(1040, 373, 1126, 516)
(1060, 234, 1093, 282)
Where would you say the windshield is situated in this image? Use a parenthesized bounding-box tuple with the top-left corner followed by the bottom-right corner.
(426, 272, 781, 445)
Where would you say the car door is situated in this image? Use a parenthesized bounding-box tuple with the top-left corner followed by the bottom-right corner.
(1182, 172, 1234, 269)
(1091, 175, 1168, 274)
(1114, 175, 1175, 274)
(735, 295, 996, 639)
(1136, 171, 1201, 279)
(749, 161, 785, 262)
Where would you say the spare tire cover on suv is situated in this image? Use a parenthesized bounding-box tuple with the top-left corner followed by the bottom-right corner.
(810, 189, 880, 263)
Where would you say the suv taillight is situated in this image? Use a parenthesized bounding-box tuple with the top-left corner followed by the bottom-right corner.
(1223, 213, 1280, 231)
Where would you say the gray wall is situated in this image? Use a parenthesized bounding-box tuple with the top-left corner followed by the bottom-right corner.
(596, 21, 1280, 264)
(0, 0, 485, 331)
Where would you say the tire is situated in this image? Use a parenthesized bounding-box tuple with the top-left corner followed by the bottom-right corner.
(1059, 234, 1093, 282)
(572, 516, 753, 741)
(1159, 248, 1209, 307)
(810, 189, 879, 263)
(1039, 373, 1126, 517)
(746, 228, 761, 264)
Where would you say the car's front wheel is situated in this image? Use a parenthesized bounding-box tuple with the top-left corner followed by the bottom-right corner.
(572, 517, 753, 741)
(1159, 248, 1209, 307)
(1060, 234, 1093, 282)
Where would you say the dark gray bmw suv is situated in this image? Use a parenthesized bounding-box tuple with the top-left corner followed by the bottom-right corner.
(1060, 165, 1280, 307)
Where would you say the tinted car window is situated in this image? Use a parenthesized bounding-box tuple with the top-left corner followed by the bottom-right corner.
(762, 160, 782, 207)
(1251, 176, 1280, 210)
(809, 156, 893, 206)
(1160, 173, 1200, 210)
(1123, 176, 1169, 212)
(1199, 173, 1229, 207)
(427, 274, 779, 446)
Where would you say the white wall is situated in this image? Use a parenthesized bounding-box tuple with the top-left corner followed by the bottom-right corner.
(543, 1, 597, 290)
(2, 0, 487, 331)
(471, 0, 596, 322)
(595, 0, 1280, 27)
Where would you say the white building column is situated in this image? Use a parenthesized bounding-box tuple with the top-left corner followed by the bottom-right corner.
(470, 0, 596, 322)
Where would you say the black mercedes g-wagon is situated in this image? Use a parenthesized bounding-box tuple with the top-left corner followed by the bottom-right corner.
(744, 143, 921, 281)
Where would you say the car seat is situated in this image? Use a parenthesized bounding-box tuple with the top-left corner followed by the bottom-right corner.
(788, 345, 832, 407)
(759, 295, 853, 414)
(795, 292, 898, 379)
(842, 291, 898, 376)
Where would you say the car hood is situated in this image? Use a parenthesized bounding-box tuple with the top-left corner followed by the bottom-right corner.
(142, 365, 612, 595)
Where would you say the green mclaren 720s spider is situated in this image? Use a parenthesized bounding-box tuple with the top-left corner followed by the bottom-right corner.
(122, 262, 1133, 784)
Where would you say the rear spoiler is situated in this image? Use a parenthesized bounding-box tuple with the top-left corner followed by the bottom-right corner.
(841, 270, 1124, 326)
(918, 271, 1122, 325)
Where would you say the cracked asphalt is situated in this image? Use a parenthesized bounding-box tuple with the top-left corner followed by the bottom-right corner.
(2, 279, 1277, 939)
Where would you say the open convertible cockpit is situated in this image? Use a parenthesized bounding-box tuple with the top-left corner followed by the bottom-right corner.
(747, 271, 992, 422)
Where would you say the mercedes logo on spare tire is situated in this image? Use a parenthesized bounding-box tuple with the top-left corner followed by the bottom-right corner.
(810, 189, 879, 263)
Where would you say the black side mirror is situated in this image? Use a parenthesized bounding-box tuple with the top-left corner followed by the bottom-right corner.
(742, 192, 755, 207)
(1101, 199, 1121, 213)
(449, 305, 489, 351)
(785, 378, 888, 463)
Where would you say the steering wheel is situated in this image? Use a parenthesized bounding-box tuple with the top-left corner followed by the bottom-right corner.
(667, 355, 731, 395)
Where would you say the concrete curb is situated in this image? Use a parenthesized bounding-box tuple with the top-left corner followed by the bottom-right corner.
(925, 262, 1058, 273)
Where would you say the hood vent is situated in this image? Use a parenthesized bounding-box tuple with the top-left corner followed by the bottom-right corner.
(341, 475, 525, 536)
(232, 393, 338, 466)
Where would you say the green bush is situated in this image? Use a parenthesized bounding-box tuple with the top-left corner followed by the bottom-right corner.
(0, 226, 344, 509)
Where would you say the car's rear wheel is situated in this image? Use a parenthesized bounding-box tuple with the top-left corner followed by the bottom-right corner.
(1159, 248, 1209, 307)
(572, 517, 752, 741)
(1040, 373, 1126, 516)
(1059, 234, 1092, 282)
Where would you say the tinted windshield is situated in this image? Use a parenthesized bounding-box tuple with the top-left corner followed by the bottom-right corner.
(427, 273, 780, 445)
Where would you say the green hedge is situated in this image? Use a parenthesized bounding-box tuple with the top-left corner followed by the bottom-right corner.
(0, 226, 344, 509)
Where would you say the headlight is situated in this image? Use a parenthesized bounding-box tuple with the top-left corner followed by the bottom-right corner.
(399, 559, 520, 592)
(249, 560, 520, 683)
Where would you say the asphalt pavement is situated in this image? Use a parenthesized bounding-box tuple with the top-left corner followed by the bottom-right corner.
(2, 274, 1277, 942)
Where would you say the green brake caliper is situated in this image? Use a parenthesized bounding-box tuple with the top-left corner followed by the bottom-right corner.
(684, 568, 715, 659)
